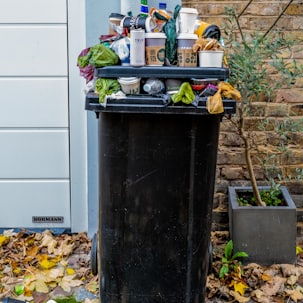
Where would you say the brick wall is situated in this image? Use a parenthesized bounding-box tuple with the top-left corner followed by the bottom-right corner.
(181, 0, 303, 234)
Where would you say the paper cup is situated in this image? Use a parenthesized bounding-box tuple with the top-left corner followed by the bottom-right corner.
(145, 33, 166, 66)
(177, 33, 198, 67)
(198, 51, 224, 67)
(177, 8, 198, 33)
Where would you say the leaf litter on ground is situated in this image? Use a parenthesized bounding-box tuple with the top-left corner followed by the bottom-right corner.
(0, 229, 98, 303)
(2, 229, 303, 303)
(206, 231, 303, 303)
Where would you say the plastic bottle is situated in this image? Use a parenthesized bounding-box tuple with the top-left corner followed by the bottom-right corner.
(140, 0, 149, 17)
(159, 2, 166, 10)
(158, 2, 172, 16)
(143, 78, 165, 94)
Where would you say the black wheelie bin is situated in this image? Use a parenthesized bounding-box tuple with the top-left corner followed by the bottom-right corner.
(86, 66, 236, 303)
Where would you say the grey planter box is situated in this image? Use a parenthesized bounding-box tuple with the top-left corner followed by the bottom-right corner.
(228, 186, 297, 265)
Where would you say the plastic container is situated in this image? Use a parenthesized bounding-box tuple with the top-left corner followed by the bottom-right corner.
(118, 77, 141, 94)
(145, 33, 166, 66)
(198, 50, 224, 67)
(177, 33, 198, 67)
(143, 78, 165, 94)
(165, 78, 182, 94)
(177, 7, 198, 33)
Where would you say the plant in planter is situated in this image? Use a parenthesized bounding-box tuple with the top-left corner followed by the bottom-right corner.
(222, 4, 303, 264)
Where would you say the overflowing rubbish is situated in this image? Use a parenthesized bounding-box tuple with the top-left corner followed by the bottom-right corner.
(76, 2, 241, 109)
(81, 5, 239, 302)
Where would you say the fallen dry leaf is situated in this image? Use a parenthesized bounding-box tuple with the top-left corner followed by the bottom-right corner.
(285, 287, 303, 302)
(260, 275, 285, 297)
(233, 281, 248, 296)
(53, 238, 75, 256)
(40, 230, 58, 254)
(229, 290, 250, 302)
(59, 274, 84, 292)
(37, 255, 59, 270)
(261, 273, 272, 282)
(250, 289, 272, 303)
(287, 274, 298, 286)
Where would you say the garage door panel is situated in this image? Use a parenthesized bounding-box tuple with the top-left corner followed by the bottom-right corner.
(0, 78, 68, 127)
(0, 26, 67, 76)
(0, 0, 66, 23)
(0, 180, 70, 228)
(0, 130, 69, 178)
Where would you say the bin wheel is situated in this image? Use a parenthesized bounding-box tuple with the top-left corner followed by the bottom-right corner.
(91, 233, 98, 275)
(208, 242, 213, 274)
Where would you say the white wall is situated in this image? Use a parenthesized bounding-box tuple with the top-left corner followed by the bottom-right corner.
(0, 0, 71, 230)
(0, 0, 88, 232)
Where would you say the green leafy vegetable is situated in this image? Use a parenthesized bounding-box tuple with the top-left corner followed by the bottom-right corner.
(95, 78, 120, 103)
(77, 44, 119, 68)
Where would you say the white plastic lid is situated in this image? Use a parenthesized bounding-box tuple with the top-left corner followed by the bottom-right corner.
(180, 7, 198, 14)
(177, 33, 198, 40)
(145, 32, 167, 39)
(143, 83, 152, 92)
(118, 77, 141, 84)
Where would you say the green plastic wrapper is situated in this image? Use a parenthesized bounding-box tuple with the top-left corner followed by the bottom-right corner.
(78, 44, 119, 68)
(95, 78, 120, 103)
(163, 5, 181, 65)
(171, 82, 195, 104)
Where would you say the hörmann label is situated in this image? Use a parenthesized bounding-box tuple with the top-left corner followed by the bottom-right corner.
(32, 216, 64, 223)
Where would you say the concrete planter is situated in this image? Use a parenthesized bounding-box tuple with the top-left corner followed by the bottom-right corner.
(228, 186, 297, 265)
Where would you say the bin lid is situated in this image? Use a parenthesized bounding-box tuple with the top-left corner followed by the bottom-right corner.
(85, 93, 236, 116)
(94, 66, 230, 80)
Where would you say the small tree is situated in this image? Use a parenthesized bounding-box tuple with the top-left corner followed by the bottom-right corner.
(223, 4, 303, 206)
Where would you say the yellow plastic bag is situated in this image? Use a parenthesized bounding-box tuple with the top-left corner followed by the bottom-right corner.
(219, 82, 241, 101)
(206, 82, 241, 114)
(206, 93, 224, 114)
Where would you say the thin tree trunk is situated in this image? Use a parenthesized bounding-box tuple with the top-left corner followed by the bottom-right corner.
(241, 133, 266, 207)
(238, 103, 266, 207)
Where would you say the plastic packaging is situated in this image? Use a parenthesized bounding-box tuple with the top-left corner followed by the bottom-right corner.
(149, 2, 172, 32)
(118, 77, 141, 94)
(143, 78, 165, 94)
(110, 36, 130, 66)
(108, 13, 125, 35)
(194, 20, 221, 40)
